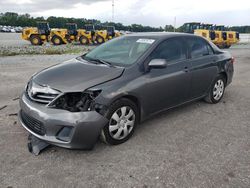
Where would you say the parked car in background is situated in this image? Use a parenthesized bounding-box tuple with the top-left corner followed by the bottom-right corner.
(15, 26, 23, 33)
(18, 33, 234, 150)
(0, 25, 23, 33)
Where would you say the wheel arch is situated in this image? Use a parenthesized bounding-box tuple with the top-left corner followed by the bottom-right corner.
(107, 94, 142, 123)
(219, 71, 228, 85)
(30, 34, 39, 38)
(29, 34, 41, 41)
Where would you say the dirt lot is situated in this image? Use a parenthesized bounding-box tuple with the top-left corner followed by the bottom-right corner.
(0, 39, 250, 187)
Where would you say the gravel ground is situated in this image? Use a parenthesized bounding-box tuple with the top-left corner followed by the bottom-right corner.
(0, 33, 93, 56)
(0, 33, 28, 47)
(0, 41, 250, 187)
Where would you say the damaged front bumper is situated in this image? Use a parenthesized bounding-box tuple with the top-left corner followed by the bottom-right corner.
(18, 93, 109, 150)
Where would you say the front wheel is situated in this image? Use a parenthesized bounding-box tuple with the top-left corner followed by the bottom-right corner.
(30, 35, 42, 45)
(101, 98, 139, 145)
(96, 35, 105, 44)
(205, 75, 226, 104)
(79, 36, 89, 45)
(51, 35, 62, 45)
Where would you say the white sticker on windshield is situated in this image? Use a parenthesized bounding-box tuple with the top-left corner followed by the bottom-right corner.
(136, 39, 155, 44)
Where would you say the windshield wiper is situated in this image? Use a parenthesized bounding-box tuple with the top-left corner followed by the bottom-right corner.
(92, 58, 112, 66)
(87, 57, 115, 67)
(79, 56, 115, 67)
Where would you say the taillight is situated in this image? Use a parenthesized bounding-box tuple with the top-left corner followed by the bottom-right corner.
(231, 57, 235, 64)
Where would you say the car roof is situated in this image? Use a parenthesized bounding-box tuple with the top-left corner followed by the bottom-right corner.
(125, 32, 195, 39)
(124, 32, 222, 53)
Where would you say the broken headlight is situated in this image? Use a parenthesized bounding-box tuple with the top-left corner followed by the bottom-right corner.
(49, 90, 102, 112)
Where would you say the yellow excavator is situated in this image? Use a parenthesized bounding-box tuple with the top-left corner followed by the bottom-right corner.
(22, 22, 50, 45)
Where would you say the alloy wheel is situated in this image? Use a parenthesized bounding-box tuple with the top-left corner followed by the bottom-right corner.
(213, 79, 224, 100)
(108, 106, 135, 140)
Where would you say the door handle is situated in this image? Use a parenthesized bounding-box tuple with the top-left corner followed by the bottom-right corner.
(184, 66, 189, 73)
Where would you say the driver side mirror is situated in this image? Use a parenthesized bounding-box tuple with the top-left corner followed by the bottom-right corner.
(148, 59, 167, 69)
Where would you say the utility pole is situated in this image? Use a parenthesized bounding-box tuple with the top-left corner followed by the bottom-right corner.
(174, 16, 176, 32)
(112, 0, 114, 22)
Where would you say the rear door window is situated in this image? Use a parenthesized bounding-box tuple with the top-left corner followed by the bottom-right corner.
(207, 44, 214, 55)
(188, 38, 212, 58)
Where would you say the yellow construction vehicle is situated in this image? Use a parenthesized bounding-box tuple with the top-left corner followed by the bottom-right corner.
(212, 25, 227, 48)
(183, 22, 215, 41)
(22, 22, 50, 45)
(183, 22, 201, 33)
(50, 24, 96, 45)
(183, 22, 239, 49)
(50, 23, 82, 45)
(212, 25, 239, 48)
(95, 26, 121, 44)
(65, 23, 78, 42)
(194, 24, 216, 42)
(50, 28, 69, 45)
(226, 31, 239, 48)
(78, 25, 95, 45)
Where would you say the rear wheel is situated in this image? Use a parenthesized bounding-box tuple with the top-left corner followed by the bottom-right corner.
(96, 35, 105, 44)
(51, 35, 62, 45)
(79, 36, 89, 45)
(205, 75, 226, 104)
(30, 35, 42, 45)
(101, 98, 139, 145)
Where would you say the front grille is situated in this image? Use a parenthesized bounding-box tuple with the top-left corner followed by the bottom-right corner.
(26, 81, 60, 104)
(28, 92, 58, 104)
(21, 111, 45, 136)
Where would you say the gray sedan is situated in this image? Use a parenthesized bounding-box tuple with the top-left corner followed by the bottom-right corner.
(18, 33, 234, 150)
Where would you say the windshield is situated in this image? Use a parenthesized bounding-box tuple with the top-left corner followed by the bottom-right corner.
(84, 36, 156, 66)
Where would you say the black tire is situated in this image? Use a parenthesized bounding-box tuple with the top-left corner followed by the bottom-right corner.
(96, 35, 105, 44)
(79, 36, 89, 45)
(204, 75, 226, 104)
(101, 98, 139, 145)
(30, 35, 42, 45)
(51, 35, 62, 45)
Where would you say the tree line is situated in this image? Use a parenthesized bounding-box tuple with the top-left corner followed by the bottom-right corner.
(0, 12, 249, 33)
(0, 12, 163, 32)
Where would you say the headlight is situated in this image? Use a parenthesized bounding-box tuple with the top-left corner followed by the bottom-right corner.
(49, 90, 102, 112)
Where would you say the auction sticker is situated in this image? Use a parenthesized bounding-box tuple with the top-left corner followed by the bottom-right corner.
(136, 39, 155, 44)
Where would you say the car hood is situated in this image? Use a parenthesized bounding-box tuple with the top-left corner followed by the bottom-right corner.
(33, 58, 124, 92)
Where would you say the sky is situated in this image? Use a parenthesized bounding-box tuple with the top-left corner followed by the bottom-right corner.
(1, 0, 250, 27)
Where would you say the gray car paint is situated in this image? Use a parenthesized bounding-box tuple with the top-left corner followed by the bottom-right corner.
(19, 93, 108, 149)
(18, 33, 234, 149)
(33, 58, 125, 93)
